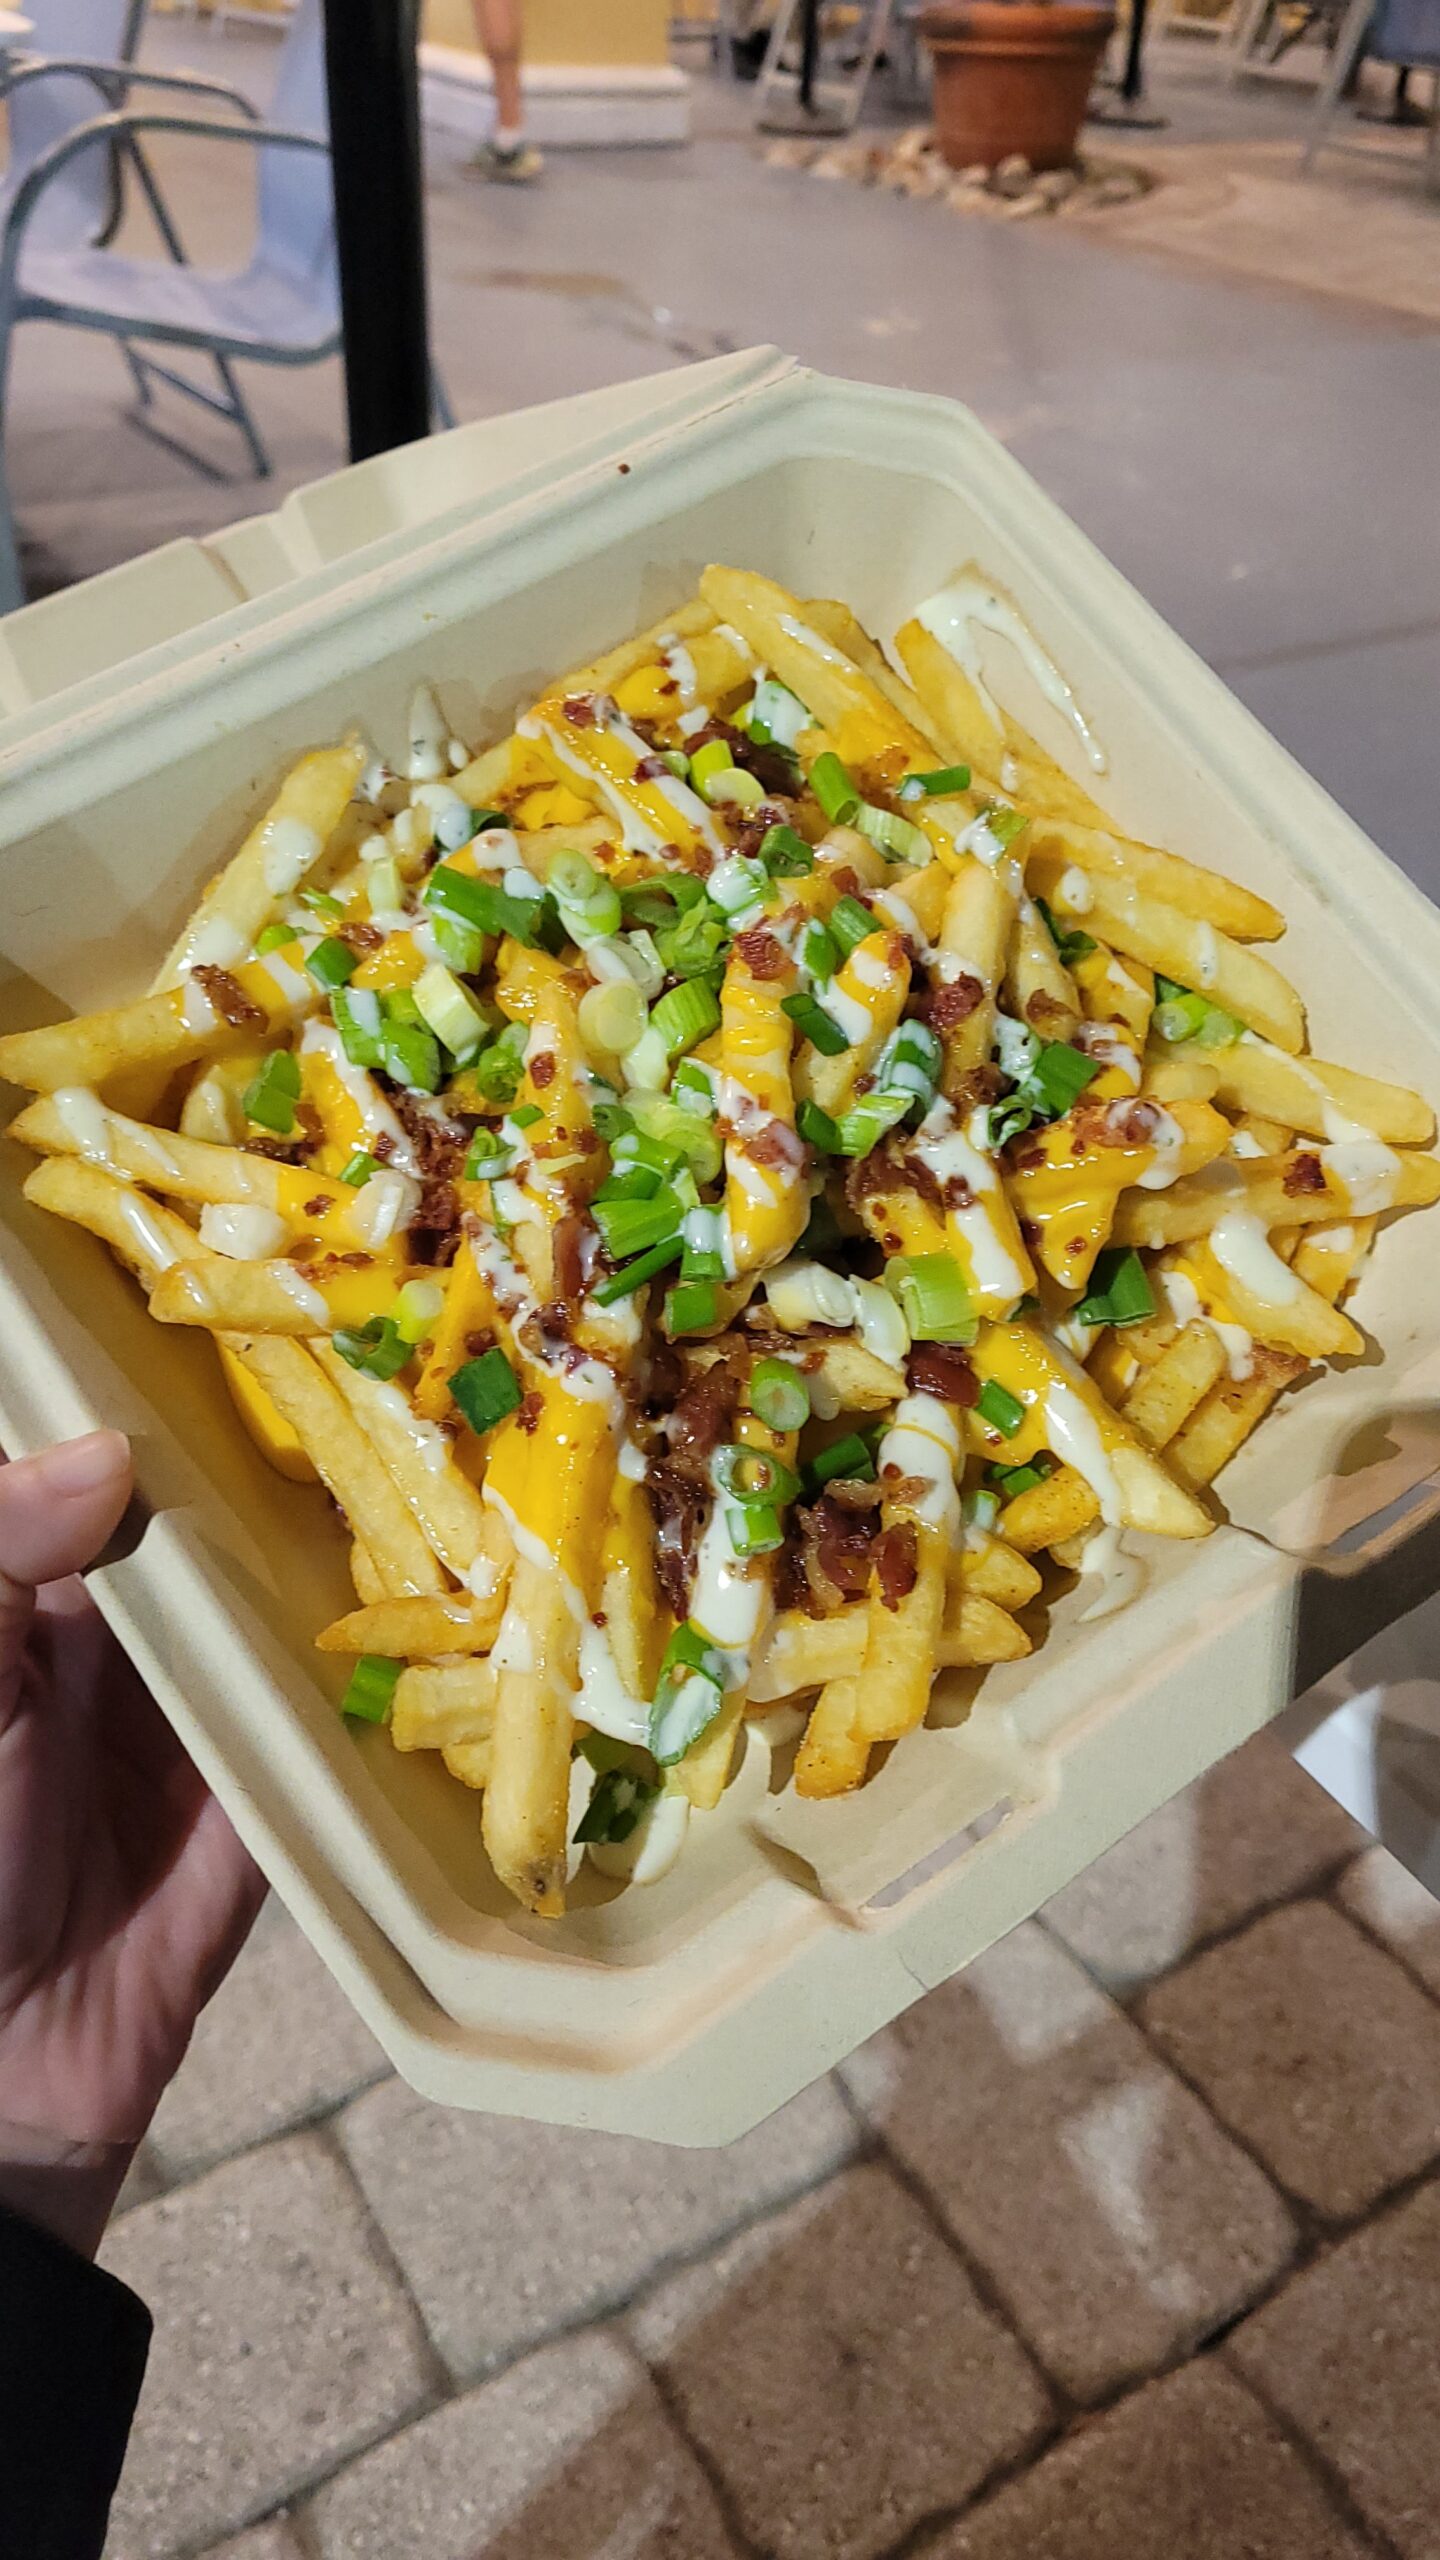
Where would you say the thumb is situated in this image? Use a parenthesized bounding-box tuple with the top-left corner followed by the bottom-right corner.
(0, 1433, 134, 1635)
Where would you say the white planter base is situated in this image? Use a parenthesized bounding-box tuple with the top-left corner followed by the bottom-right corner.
(419, 43, 691, 149)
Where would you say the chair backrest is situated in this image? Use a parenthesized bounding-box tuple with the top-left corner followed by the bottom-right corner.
(6, 0, 147, 242)
(1368, 0, 1440, 60)
(255, 0, 336, 306)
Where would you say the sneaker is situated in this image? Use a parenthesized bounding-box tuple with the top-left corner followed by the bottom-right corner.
(468, 139, 544, 183)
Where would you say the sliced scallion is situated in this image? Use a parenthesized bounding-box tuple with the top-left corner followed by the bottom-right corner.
(650, 976, 721, 1060)
(809, 751, 860, 826)
(341, 1654, 401, 1724)
(1075, 1246, 1156, 1329)
(749, 1356, 811, 1434)
(305, 935, 357, 993)
(242, 1049, 301, 1136)
(449, 1346, 523, 1435)
(976, 1377, 1026, 1437)
(884, 1252, 976, 1345)
(856, 804, 930, 866)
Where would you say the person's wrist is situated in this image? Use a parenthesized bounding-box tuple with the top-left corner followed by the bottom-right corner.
(0, 2118, 137, 2260)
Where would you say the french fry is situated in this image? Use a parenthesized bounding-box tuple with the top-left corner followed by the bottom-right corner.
(1182, 1237, 1362, 1361)
(312, 1339, 496, 1582)
(970, 1321, 1212, 1539)
(720, 948, 808, 1277)
(801, 597, 952, 758)
(1032, 857, 1305, 1052)
(150, 1255, 402, 1338)
(998, 1463, 1098, 1555)
(1113, 1148, 1440, 1248)
(0, 950, 313, 1097)
(700, 564, 933, 770)
(317, 1592, 503, 1657)
(236, 1335, 446, 1596)
(351, 1539, 386, 1606)
(156, 739, 368, 985)
(1205, 1042, 1435, 1146)
(960, 1536, 1044, 1612)
(1165, 1219, 1374, 1490)
(482, 1557, 577, 1916)
(11, 1092, 387, 1252)
(1025, 814, 1285, 944)
(795, 1678, 868, 1798)
(391, 1661, 496, 1755)
(1005, 893, 1080, 1043)
(795, 929, 911, 1115)
(690, 1329, 906, 1412)
(1119, 1320, 1228, 1447)
(936, 862, 1011, 1086)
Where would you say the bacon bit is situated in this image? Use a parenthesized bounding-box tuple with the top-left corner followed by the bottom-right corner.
(906, 1343, 979, 1403)
(783, 1486, 880, 1617)
(562, 693, 597, 728)
(1025, 990, 1073, 1034)
(192, 963, 265, 1030)
(516, 1391, 543, 1435)
(830, 867, 863, 900)
(1284, 1150, 1327, 1196)
(551, 1212, 586, 1311)
(464, 1328, 497, 1358)
(670, 1354, 741, 1463)
(242, 1134, 307, 1165)
(339, 919, 384, 955)
(303, 1195, 332, 1219)
(1087, 1097, 1162, 1151)
(744, 1117, 799, 1171)
(875, 1520, 919, 1611)
(686, 717, 797, 802)
(633, 754, 673, 783)
(391, 1092, 466, 1180)
(923, 974, 984, 1034)
(530, 1051, 556, 1091)
(310, 1249, 373, 1275)
(372, 1132, 396, 1163)
(733, 924, 787, 981)
(1009, 1136, 1048, 1174)
(1066, 1235, 1087, 1257)
(947, 1064, 1003, 1117)
(410, 1178, 461, 1267)
(647, 1458, 708, 1616)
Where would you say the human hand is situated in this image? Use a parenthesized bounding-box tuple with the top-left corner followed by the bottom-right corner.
(0, 1431, 266, 2257)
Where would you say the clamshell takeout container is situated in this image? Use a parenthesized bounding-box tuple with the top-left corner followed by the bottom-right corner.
(3, 350, 1439, 2142)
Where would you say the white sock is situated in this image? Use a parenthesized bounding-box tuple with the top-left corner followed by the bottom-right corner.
(493, 124, 525, 152)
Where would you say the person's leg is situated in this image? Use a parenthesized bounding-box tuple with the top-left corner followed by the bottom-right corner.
(468, 0, 543, 175)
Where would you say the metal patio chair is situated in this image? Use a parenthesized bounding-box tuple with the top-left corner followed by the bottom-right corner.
(1301, 0, 1440, 176)
(0, 0, 434, 611)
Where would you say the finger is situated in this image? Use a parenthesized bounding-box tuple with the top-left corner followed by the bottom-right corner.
(0, 1432, 133, 1701)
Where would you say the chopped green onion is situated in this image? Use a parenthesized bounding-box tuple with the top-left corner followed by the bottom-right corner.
(423, 864, 541, 948)
(650, 976, 721, 1060)
(332, 1316, 411, 1383)
(1075, 1246, 1156, 1329)
(985, 807, 1030, 849)
(621, 1022, 671, 1092)
(797, 1098, 843, 1154)
(413, 961, 489, 1062)
(340, 1150, 380, 1187)
(712, 1444, 802, 1504)
(469, 1021, 527, 1105)
(781, 991, 848, 1056)
(331, 986, 385, 1070)
(707, 854, 768, 922)
(621, 1093, 723, 1185)
(380, 1007, 442, 1095)
(726, 1501, 784, 1557)
(650, 1623, 727, 1765)
(908, 763, 972, 797)
(433, 912, 486, 976)
(509, 1102, 543, 1130)
(1035, 896, 1097, 968)
(242, 1048, 301, 1135)
(1152, 977, 1243, 1049)
(392, 1279, 445, 1346)
(573, 1766, 658, 1846)
(578, 977, 648, 1061)
(449, 1346, 523, 1435)
(688, 738, 734, 795)
(803, 1433, 876, 1495)
(977, 1378, 1026, 1437)
(801, 920, 839, 983)
(596, 1163, 660, 1203)
(592, 1190, 682, 1262)
(856, 804, 930, 865)
(809, 751, 860, 826)
(593, 1234, 683, 1304)
(758, 823, 814, 877)
(834, 1094, 910, 1155)
(828, 895, 875, 959)
(987, 1452, 1055, 1499)
(1028, 1041, 1101, 1119)
(665, 1278, 720, 1335)
(463, 1130, 515, 1180)
(254, 920, 300, 956)
(298, 886, 345, 921)
(671, 1058, 717, 1119)
(547, 848, 623, 944)
(305, 935, 357, 993)
(706, 767, 766, 811)
(365, 856, 405, 919)
(884, 1252, 976, 1344)
(655, 900, 730, 982)
(341, 1654, 401, 1724)
(751, 676, 810, 751)
(964, 1487, 1001, 1533)
(749, 1357, 811, 1434)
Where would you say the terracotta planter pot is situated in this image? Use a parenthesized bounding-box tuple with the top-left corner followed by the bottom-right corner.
(920, 1, 1116, 174)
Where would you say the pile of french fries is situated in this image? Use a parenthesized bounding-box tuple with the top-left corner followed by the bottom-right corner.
(3, 562, 1436, 1917)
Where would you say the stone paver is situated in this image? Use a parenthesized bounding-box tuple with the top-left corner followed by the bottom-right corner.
(1229, 2178, 1440, 2559)
(148, 1897, 388, 2183)
(1338, 1845, 1440, 2003)
(336, 2070, 857, 2383)
(199, 2527, 304, 2560)
(303, 2328, 738, 2560)
(630, 2162, 1050, 2560)
(841, 1924, 1294, 2403)
(1140, 1900, 1440, 2221)
(1041, 1730, 1362, 1994)
(100, 2133, 433, 2558)
(927, 2358, 1370, 2559)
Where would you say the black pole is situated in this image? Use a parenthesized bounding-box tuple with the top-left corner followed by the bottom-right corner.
(322, 0, 433, 463)
(1119, 0, 1149, 104)
(798, 0, 821, 111)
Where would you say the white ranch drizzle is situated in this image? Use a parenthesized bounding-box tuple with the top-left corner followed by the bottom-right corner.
(367, 1379, 452, 1476)
(1210, 1210, 1303, 1306)
(1043, 1370, 1125, 1523)
(909, 1101, 1029, 1307)
(776, 612, 852, 669)
(659, 636, 698, 704)
(181, 914, 251, 972)
(198, 1203, 289, 1261)
(575, 1619, 650, 1746)
(588, 1788, 691, 1885)
(1075, 1522, 1147, 1623)
(115, 1192, 181, 1273)
(1159, 1265, 1253, 1381)
(272, 1265, 330, 1328)
(916, 574, 1108, 775)
(877, 1391, 962, 1531)
(261, 815, 323, 897)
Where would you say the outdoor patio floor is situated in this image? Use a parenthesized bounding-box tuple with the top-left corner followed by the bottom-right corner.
(7, 20, 1438, 2556)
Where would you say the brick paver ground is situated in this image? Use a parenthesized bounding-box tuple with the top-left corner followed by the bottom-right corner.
(94, 1730, 1440, 2560)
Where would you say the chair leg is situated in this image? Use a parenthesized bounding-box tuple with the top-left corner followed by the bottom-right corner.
(213, 353, 272, 477)
(1300, 0, 1376, 169)
(430, 363, 456, 434)
(122, 342, 273, 480)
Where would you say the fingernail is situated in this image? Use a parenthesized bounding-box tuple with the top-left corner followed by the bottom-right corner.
(29, 1430, 131, 1496)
